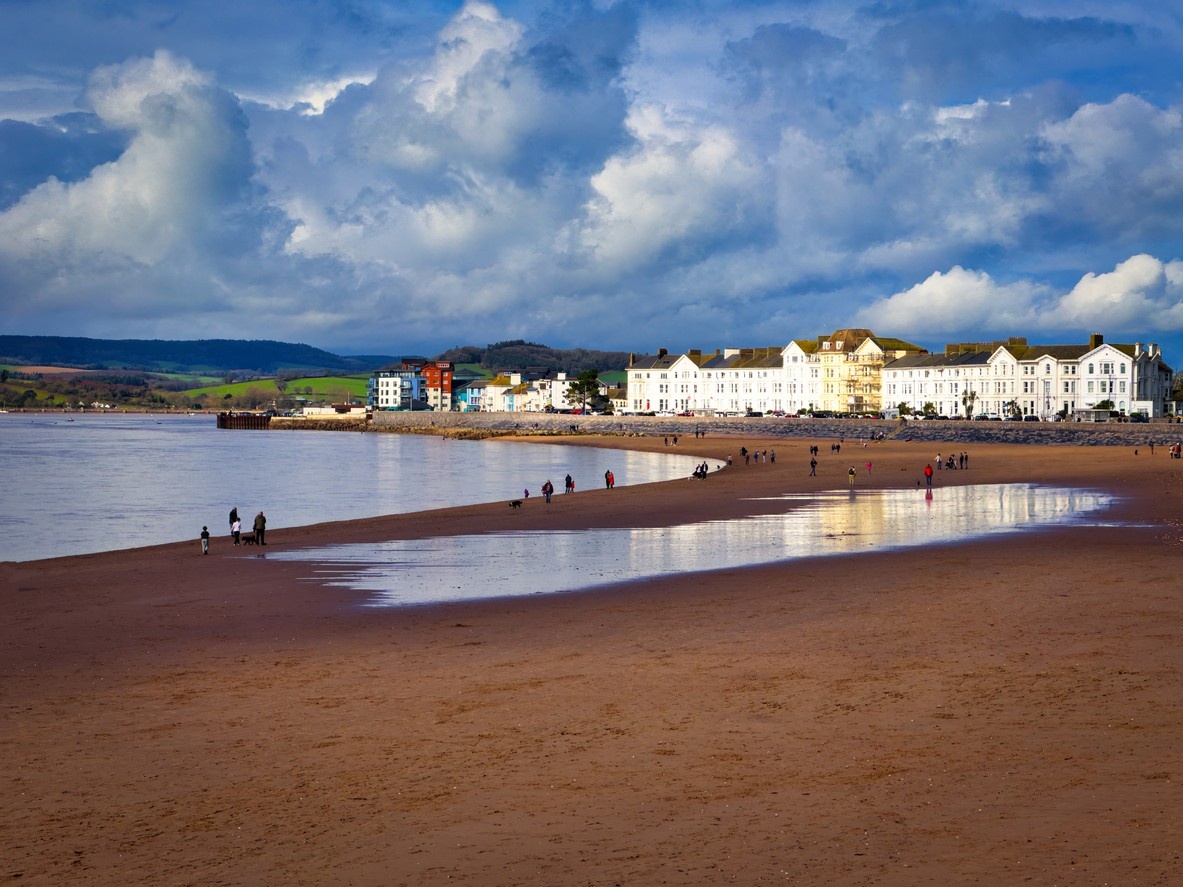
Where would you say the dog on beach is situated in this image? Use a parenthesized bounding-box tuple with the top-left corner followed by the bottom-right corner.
(241, 533, 258, 545)
(509, 500, 522, 509)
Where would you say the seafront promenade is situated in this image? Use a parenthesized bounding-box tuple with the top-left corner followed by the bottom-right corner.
(279, 408, 1183, 447)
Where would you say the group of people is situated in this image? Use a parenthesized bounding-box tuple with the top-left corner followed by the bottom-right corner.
(200, 506, 267, 553)
(934, 452, 970, 470)
(737, 446, 775, 465)
(227, 506, 267, 545)
(691, 462, 712, 479)
(534, 471, 599, 503)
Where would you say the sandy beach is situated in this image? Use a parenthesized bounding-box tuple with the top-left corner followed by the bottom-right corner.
(2, 432, 1181, 885)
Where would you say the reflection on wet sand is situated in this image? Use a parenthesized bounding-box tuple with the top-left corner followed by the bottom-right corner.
(274, 484, 1114, 607)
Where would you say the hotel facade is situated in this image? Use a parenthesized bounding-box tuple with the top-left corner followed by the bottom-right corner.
(626, 331, 1175, 419)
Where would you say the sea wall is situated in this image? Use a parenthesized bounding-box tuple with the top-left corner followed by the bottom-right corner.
(348, 410, 1183, 447)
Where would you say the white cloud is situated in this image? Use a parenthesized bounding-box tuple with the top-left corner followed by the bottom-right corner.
(1038, 95, 1183, 239)
(860, 254, 1183, 342)
(572, 104, 762, 270)
(0, 51, 250, 267)
(1050, 254, 1183, 330)
(241, 74, 376, 116)
(857, 266, 1046, 336)
(414, 1, 523, 115)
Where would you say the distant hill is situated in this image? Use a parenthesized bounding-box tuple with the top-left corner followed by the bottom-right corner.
(435, 340, 632, 374)
(0, 335, 633, 377)
(0, 336, 395, 375)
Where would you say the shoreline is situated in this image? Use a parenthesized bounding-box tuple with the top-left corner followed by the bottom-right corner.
(3, 432, 1182, 884)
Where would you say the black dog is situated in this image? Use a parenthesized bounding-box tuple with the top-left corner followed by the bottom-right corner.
(509, 500, 522, 509)
(241, 533, 258, 545)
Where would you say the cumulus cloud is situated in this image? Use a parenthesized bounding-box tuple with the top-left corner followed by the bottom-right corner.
(571, 105, 764, 270)
(0, 51, 251, 267)
(859, 254, 1183, 342)
(1038, 95, 1183, 242)
(1051, 254, 1183, 330)
(857, 266, 1048, 336)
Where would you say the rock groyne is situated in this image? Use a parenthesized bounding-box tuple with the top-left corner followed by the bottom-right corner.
(341, 411, 1183, 447)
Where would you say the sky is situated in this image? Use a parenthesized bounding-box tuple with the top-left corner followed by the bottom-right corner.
(2, 1, 1183, 361)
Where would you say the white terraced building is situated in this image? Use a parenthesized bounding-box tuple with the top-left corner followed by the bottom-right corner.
(882, 334, 1174, 419)
(625, 329, 927, 416)
(628, 331, 1175, 419)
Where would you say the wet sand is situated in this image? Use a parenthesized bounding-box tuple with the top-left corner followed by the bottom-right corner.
(2, 435, 1181, 885)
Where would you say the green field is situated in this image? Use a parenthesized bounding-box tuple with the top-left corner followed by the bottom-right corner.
(181, 374, 370, 401)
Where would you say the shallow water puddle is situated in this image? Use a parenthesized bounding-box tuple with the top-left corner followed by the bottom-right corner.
(272, 484, 1114, 606)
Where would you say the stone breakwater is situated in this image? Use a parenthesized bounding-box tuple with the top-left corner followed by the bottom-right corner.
(270, 411, 1183, 448)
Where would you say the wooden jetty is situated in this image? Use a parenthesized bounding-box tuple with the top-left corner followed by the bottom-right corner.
(216, 413, 272, 430)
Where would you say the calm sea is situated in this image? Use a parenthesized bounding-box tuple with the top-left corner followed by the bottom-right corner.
(0, 413, 701, 562)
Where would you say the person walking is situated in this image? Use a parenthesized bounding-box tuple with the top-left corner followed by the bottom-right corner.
(253, 511, 267, 545)
(848, 466, 856, 487)
(924, 463, 934, 487)
(542, 479, 554, 503)
(228, 506, 238, 533)
(200, 526, 210, 555)
(809, 457, 817, 476)
(231, 517, 241, 545)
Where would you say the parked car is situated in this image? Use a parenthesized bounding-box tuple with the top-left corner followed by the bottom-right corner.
(1023, 415, 1040, 422)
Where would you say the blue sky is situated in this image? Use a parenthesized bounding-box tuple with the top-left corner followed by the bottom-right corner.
(2, 1, 1182, 361)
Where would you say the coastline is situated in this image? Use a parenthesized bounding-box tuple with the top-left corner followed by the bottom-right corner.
(3, 432, 1182, 884)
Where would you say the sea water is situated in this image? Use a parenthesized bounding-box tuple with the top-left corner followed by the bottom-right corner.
(0, 413, 702, 562)
(272, 484, 1115, 606)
